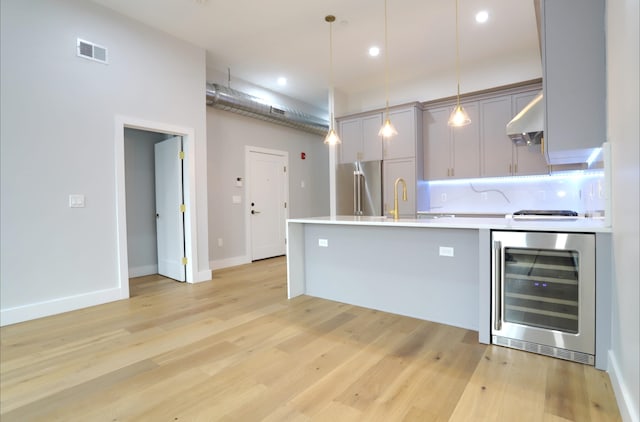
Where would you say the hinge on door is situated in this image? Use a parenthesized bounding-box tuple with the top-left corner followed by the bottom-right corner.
(179, 151, 185, 160)
(180, 204, 186, 213)
(284, 166, 287, 173)
(284, 202, 287, 208)
(181, 257, 188, 265)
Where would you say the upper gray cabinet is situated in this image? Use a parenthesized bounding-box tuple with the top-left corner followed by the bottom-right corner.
(337, 113, 383, 163)
(540, 0, 605, 164)
(481, 90, 549, 177)
(423, 102, 480, 180)
(382, 105, 423, 160)
(423, 82, 548, 180)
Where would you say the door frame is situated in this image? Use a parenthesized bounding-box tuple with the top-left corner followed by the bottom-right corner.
(115, 116, 198, 298)
(244, 146, 289, 261)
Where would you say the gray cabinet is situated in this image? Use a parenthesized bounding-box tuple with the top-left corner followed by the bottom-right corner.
(423, 102, 480, 180)
(337, 113, 383, 163)
(481, 91, 549, 177)
(540, 0, 605, 164)
(424, 82, 549, 180)
(383, 106, 422, 160)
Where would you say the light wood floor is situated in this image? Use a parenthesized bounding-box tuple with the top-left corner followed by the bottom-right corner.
(1, 256, 621, 421)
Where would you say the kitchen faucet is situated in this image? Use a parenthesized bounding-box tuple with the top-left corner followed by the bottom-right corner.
(389, 177, 407, 220)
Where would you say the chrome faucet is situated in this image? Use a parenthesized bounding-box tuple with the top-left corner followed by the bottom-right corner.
(389, 177, 407, 220)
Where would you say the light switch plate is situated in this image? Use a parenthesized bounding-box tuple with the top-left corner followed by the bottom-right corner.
(232, 195, 241, 204)
(318, 238, 328, 247)
(69, 194, 85, 208)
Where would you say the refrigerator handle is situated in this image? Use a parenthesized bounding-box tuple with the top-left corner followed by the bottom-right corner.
(356, 172, 364, 215)
(353, 172, 358, 214)
(493, 240, 503, 331)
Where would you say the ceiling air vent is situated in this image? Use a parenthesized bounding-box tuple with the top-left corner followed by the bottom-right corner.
(77, 38, 108, 64)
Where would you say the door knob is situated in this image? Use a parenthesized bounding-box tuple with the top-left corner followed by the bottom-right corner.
(251, 210, 261, 214)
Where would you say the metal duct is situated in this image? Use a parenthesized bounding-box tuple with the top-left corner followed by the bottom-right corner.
(206, 83, 329, 136)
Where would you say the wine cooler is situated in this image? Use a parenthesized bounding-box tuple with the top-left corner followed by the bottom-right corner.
(491, 231, 596, 365)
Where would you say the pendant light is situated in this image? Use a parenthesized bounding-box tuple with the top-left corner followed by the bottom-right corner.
(448, 0, 471, 127)
(324, 15, 341, 145)
(378, 0, 398, 139)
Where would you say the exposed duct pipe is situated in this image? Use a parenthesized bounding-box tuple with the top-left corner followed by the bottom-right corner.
(206, 83, 329, 136)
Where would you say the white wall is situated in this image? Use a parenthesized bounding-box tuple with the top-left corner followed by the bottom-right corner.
(207, 108, 329, 269)
(0, 0, 210, 325)
(607, 0, 640, 420)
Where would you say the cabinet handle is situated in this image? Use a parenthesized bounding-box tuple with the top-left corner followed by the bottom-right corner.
(514, 164, 518, 174)
(451, 168, 454, 177)
(509, 164, 512, 174)
(541, 137, 545, 155)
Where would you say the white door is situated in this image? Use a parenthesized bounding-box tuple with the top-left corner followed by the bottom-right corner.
(154, 136, 186, 281)
(248, 149, 288, 261)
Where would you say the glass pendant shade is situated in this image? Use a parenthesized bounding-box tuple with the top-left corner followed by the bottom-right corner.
(448, 104, 471, 127)
(324, 128, 341, 145)
(378, 118, 398, 138)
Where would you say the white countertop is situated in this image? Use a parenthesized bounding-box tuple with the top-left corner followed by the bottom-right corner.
(287, 215, 611, 232)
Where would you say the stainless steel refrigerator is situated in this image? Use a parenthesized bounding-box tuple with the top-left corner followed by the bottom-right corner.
(336, 161, 383, 216)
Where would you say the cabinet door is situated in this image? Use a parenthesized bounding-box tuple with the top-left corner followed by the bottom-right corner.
(383, 158, 416, 218)
(338, 118, 362, 163)
(383, 108, 416, 160)
(513, 92, 549, 175)
(451, 102, 480, 179)
(480, 96, 515, 177)
(542, 0, 605, 164)
(361, 114, 383, 161)
(423, 106, 451, 180)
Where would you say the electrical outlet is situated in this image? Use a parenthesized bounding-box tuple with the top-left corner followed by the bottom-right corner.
(69, 194, 85, 208)
(481, 192, 488, 201)
(439, 246, 454, 257)
(318, 238, 328, 247)
(441, 193, 447, 202)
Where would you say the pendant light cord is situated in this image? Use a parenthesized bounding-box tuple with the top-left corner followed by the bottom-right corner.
(384, 0, 390, 118)
(326, 15, 336, 130)
(455, 0, 461, 107)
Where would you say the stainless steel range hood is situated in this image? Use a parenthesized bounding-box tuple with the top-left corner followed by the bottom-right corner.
(506, 91, 544, 145)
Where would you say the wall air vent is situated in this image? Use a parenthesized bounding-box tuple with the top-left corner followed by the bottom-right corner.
(77, 38, 108, 64)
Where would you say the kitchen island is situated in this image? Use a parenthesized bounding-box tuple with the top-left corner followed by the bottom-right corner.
(286, 215, 611, 354)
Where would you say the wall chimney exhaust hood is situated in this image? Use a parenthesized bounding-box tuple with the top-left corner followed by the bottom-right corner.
(506, 91, 544, 145)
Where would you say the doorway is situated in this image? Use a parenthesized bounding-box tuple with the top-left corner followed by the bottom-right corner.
(123, 130, 186, 282)
(245, 146, 289, 261)
(115, 117, 198, 299)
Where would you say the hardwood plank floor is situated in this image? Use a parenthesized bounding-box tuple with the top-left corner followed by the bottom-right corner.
(0, 256, 621, 421)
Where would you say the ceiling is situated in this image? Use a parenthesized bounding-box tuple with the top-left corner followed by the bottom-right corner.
(91, 0, 540, 112)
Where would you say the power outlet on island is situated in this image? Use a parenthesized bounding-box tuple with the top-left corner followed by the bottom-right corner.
(439, 246, 454, 257)
(318, 238, 328, 247)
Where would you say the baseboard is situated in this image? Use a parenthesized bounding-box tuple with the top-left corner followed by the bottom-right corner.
(0, 287, 124, 327)
(128, 264, 158, 278)
(210, 255, 251, 271)
(608, 350, 639, 422)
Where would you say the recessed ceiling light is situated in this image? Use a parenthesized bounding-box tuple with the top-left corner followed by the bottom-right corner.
(277, 77, 287, 86)
(368, 46, 380, 57)
(475, 10, 489, 23)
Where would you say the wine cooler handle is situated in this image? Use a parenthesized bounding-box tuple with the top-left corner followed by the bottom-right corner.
(493, 240, 502, 331)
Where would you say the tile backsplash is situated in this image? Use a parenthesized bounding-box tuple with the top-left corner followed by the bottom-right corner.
(421, 171, 606, 215)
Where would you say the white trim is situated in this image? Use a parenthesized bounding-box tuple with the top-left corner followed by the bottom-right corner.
(244, 146, 290, 262)
(210, 256, 251, 271)
(0, 288, 122, 327)
(115, 116, 206, 293)
(608, 350, 639, 422)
